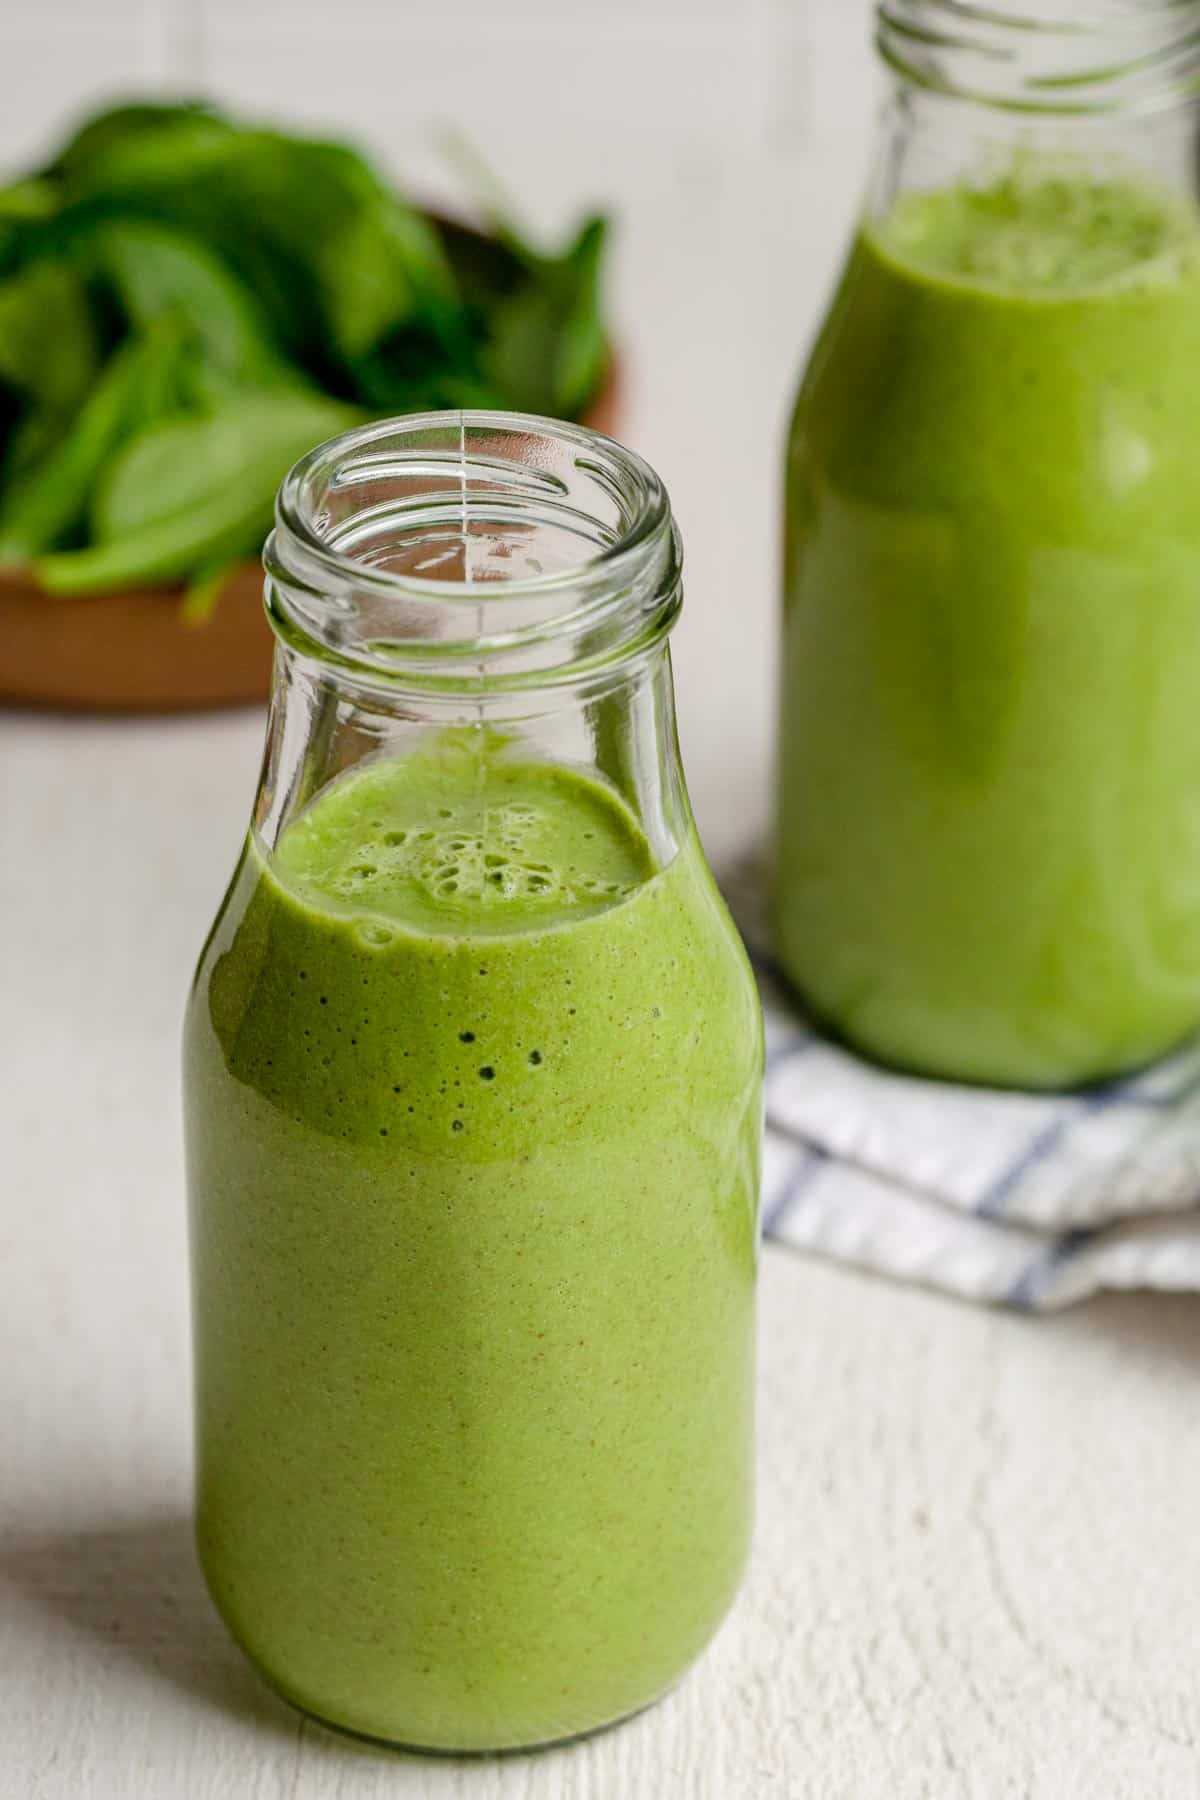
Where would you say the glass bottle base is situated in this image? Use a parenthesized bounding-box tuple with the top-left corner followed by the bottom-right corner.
(202, 1545, 738, 1758)
(276, 1680, 679, 1760)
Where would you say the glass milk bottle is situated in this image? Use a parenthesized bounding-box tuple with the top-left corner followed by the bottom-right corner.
(775, 1, 1200, 1088)
(184, 412, 763, 1751)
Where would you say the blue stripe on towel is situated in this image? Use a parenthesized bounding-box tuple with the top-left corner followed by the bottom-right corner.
(1005, 1228, 1097, 1311)
(1122, 1064, 1200, 1111)
(977, 1073, 1141, 1219)
(977, 1113, 1077, 1220)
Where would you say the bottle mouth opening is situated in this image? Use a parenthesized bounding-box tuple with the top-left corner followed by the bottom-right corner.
(877, 0, 1200, 115)
(265, 411, 680, 694)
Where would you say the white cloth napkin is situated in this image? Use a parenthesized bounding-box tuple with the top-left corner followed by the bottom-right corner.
(731, 871, 1200, 1310)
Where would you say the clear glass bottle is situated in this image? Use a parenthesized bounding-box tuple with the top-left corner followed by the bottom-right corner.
(184, 412, 762, 1752)
(775, 1, 1200, 1090)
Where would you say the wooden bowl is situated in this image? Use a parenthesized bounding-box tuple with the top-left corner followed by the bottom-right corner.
(0, 370, 622, 715)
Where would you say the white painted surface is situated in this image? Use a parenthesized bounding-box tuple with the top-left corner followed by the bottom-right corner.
(3, 3, 1198, 1792)
(0, 0, 863, 164)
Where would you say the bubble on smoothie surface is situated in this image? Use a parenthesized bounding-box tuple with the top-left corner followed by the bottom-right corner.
(272, 735, 657, 936)
(879, 170, 1199, 293)
(356, 922, 395, 948)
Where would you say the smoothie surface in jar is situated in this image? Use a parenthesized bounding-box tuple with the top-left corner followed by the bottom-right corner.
(776, 170, 1200, 1088)
(185, 733, 761, 1750)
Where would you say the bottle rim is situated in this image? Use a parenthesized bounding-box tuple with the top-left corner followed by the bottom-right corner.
(264, 410, 681, 696)
(876, 0, 1200, 115)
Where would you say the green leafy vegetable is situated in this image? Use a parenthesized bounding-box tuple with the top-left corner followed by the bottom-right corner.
(481, 216, 609, 419)
(0, 99, 612, 608)
(93, 218, 290, 385)
(0, 320, 190, 557)
(0, 259, 100, 413)
(37, 390, 361, 594)
(44, 99, 233, 181)
(181, 559, 237, 627)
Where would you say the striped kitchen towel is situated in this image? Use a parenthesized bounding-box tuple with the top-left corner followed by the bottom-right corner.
(733, 874, 1200, 1310)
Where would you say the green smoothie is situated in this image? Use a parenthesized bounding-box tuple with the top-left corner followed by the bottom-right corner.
(776, 172, 1200, 1088)
(185, 734, 761, 1750)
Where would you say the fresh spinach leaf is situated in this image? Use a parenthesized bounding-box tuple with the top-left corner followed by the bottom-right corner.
(480, 216, 609, 418)
(0, 100, 612, 604)
(348, 319, 501, 413)
(91, 217, 293, 385)
(45, 100, 232, 180)
(0, 180, 58, 224)
(0, 320, 190, 558)
(549, 215, 608, 418)
(94, 389, 361, 542)
(0, 259, 100, 412)
(36, 489, 277, 596)
(181, 558, 237, 626)
(56, 125, 467, 387)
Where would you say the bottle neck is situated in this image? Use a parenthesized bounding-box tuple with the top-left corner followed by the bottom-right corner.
(867, 4, 1200, 226)
(255, 638, 687, 863)
(253, 412, 690, 868)
(876, 0, 1200, 117)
